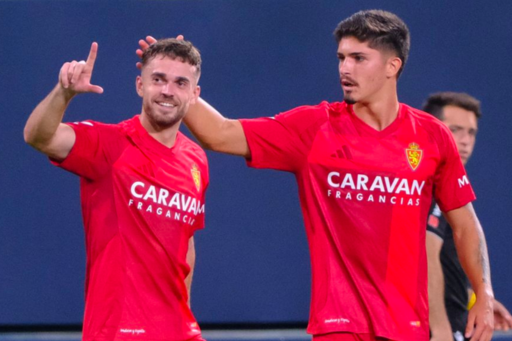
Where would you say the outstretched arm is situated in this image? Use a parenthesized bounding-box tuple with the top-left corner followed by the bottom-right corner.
(24, 42, 103, 161)
(445, 203, 494, 341)
(185, 98, 250, 157)
(136, 36, 249, 157)
(426, 231, 454, 341)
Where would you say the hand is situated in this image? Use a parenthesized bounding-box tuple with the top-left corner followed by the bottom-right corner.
(135, 35, 184, 69)
(465, 292, 494, 341)
(493, 298, 512, 331)
(59, 42, 103, 97)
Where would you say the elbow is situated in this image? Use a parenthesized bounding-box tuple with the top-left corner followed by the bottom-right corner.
(23, 125, 36, 147)
(23, 126, 47, 153)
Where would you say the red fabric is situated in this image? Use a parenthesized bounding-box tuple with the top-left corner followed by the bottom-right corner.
(313, 332, 394, 341)
(53, 116, 209, 341)
(240, 102, 475, 341)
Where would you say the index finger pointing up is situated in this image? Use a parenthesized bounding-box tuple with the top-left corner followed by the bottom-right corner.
(85, 42, 99, 68)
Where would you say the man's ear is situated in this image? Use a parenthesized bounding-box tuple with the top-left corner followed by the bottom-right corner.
(386, 56, 402, 78)
(191, 85, 201, 105)
(136, 75, 143, 97)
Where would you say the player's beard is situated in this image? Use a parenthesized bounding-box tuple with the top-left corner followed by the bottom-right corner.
(144, 102, 187, 130)
(344, 95, 357, 105)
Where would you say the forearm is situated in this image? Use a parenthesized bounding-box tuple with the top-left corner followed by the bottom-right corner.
(448, 204, 493, 298)
(24, 84, 74, 150)
(427, 233, 453, 338)
(429, 269, 453, 331)
(185, 237, 196, 307)
(184, 98, 249, 157)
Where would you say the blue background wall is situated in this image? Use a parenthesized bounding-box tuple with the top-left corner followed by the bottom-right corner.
(1, 0, 511, 325)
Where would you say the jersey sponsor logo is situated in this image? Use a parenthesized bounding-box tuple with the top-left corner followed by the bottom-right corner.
(405, 142, 423, 171)
(128, 181, 205, 226)
(191, 163, 201, 192)
(327, 172, 425, 195)
(326, 172, 425, 206)
(458, 175, 470, 188)
(410, 321, 421, 327)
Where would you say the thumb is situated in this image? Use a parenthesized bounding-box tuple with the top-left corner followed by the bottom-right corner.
(88, 85, 104, 94)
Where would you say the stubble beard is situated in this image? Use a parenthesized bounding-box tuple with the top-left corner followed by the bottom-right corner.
(344, 93, 357, 105)
(145, 103, 186, 130)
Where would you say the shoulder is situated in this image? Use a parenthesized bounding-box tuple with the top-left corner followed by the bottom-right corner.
(277, 101, 341, 119)
(273, 101, 343, 131)
(67, 119, 126, 140)
(403, 105, 449, 132)
(402, 104, 454, 144)
(68, 119, 120, 130)
(177, 133, 208, 164)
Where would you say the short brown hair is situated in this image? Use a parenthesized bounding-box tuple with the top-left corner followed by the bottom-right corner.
(141, 38, 202, 78)
(333, 10, 410, 78)
(423, 92, 481, 120)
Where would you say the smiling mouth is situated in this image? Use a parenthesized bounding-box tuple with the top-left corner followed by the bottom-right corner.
(157, 102, 176, 108)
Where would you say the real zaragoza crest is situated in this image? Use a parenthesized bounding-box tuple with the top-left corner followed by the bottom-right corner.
(406, 142, 423, 171)
(191, 163, 201, 192)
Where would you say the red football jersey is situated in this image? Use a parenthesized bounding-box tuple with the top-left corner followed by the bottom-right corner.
(240, 102, 475, 341)
(52, 116, 208, 341)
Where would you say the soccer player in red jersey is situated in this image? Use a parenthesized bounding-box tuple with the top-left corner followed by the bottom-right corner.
(138, 10, 494, 341)
(24, 39, 208, 341)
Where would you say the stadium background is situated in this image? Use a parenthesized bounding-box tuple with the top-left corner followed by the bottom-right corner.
(1, 0, 511, 337)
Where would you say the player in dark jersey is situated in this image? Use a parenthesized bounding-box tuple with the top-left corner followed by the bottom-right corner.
(423, 92, 512, 341)
(138, 10, 494, 341)
(24, 39, 208, 341)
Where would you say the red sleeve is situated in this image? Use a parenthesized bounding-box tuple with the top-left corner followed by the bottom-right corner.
(433, 124, 476, 212)
(51, 120, 120, 181)
(239, 103, 327, 173)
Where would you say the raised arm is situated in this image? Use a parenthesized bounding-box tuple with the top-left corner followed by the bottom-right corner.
(426, 232, 454, 341)
(136, 36, 249, 157)
(24, 42, 103, 161)
(445, 203, 494, 341)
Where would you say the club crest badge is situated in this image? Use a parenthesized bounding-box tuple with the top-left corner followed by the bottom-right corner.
(406, 142, 422, 171)
(191, 164, 201, 192)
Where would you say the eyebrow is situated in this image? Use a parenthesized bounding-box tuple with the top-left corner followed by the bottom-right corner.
(449, 124, 478, 132)
(337, 52, 367, 58)
(151, 72, 191, 83)
(175, 76, 190, 83)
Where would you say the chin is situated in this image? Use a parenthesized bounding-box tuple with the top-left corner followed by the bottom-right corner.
(344, 97, 357, 105)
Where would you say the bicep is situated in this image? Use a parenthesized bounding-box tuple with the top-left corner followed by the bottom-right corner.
(43, 123, 76, 162)
(218, 119, 250, 158)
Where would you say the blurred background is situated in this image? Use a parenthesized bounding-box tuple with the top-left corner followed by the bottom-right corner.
(0, 0, 511, 334)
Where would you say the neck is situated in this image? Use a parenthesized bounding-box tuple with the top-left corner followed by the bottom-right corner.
(139, 114, 180, 148)
(352, 88, 399, 131)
